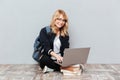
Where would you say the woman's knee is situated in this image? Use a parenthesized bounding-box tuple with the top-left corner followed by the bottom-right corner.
(40, 55, 50, 62)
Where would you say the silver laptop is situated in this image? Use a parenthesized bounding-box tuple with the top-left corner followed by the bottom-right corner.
(55, 47, 90, 67)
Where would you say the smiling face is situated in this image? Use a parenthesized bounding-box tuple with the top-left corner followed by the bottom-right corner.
(50, 9, 69, 36)
(54, 15, 67, 29)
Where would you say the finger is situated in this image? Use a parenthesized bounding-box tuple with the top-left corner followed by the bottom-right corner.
(61, 57, 63, 62)
(57, 59, 61, 63)
(57, 59, 60, 63)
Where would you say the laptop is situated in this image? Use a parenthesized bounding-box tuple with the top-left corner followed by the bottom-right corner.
(55, 47, 90, 67)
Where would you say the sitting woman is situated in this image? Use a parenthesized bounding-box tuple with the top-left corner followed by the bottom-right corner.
(38, 9, 69, 73)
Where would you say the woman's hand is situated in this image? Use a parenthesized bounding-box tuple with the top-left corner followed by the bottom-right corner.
(55, 54, 63, 63)
(50, 51, 63, 63)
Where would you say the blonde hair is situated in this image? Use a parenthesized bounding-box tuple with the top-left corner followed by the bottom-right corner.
(50, 9, 69, 37)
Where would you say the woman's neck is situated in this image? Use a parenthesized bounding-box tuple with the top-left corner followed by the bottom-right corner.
(56, 30, 60, 36)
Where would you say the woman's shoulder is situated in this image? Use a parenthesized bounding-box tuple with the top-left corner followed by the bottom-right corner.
(40, 26, 52, 34)
(41, 26, 46, 30)
(40, 26, 49, 31)
(60, 35, 69, 40)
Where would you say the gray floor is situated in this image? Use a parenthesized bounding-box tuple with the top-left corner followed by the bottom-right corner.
(0, 64, 120, 80)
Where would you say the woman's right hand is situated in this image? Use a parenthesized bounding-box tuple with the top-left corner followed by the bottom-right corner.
(50, 51, 63, 63)
(55, 54, 63, 63)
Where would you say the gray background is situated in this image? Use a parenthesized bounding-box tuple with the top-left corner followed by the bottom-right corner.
(0, 0, 120, 64)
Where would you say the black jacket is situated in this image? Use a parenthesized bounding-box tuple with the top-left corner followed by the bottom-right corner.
(39, 26, 69, 57)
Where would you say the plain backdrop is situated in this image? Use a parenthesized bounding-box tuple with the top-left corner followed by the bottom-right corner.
(0, 0, 120, 64)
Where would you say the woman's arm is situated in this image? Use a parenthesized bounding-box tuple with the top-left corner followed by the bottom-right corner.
(50, 51, 63, 63)
(60, 35, 70, 56)
(39, 27, 52, 55)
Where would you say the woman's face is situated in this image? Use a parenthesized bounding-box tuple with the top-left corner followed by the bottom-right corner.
(55, 15, 66, 29)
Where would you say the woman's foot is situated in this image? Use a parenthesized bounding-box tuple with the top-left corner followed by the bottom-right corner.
(80, 64, 84, 73)
(42, 66, 54, 73)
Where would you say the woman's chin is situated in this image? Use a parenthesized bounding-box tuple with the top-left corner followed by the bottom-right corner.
(57, 26, 62, 29)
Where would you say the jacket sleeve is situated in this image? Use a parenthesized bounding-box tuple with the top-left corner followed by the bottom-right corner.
(60, 35, 70, 56)
(64, 35, 69, 48)
(39, 27, 52, 55)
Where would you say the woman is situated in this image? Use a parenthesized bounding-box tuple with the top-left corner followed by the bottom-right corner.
(39, 9, 69, 73)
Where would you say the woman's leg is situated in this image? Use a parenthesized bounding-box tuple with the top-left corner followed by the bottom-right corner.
(39, 55, 61, 71)
(39, 62, 45, 70)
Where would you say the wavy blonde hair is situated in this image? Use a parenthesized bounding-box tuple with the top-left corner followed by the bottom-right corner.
(50, 9, 69, 37)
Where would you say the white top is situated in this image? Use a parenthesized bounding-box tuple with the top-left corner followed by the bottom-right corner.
(51, 35, 61, 60)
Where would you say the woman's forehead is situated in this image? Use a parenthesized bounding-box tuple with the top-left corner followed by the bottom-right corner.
(56, 14, 64, 19)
